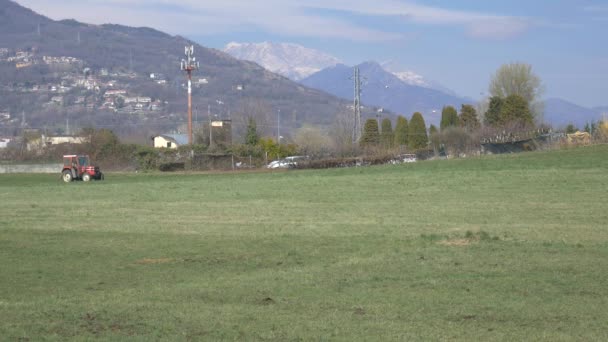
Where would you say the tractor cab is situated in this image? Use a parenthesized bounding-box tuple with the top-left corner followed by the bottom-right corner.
(61, 155, 104, 183)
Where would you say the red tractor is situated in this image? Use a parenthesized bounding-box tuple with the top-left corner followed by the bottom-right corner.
(61, 155, 104, 183)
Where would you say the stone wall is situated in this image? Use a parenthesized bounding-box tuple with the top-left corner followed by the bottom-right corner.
(0, 164, 62, 174)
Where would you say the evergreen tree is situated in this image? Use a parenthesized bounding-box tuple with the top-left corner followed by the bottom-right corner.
(408, 112, 428, 149)
(565, 124, 577, 134)
(459, 104, 480, 131)
(394, 115, 408, 147)
(360, 119, 380, 147)
(584, 123, 591, 133)
(380, 118, 394, 149)
(429, 124, 440, 153)
(440, 106, 459, 131)
(245, 117, 259, 146)
(501, 94, 534, 125)
(484, 96, 504, 126)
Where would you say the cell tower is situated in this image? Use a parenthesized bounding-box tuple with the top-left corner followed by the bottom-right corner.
(352, 67, 362, 144)
(180, 45, 199, 145)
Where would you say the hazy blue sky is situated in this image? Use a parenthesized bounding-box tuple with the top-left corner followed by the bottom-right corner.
(16, 0, 608, 107)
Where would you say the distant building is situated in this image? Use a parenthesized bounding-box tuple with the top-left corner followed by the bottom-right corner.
(27, 135, 88, 151)
(150, 101, 163, 111)
(51, 96, 64, 105)
(150, 73, 165, 80)
(16, 62, 33, 69)
(104, 89, 127, 97)
(153, 134, 189, 149)
(42, 56, 82, 65)
(210, 119, 232, 147)
(0, 138, 11, 149)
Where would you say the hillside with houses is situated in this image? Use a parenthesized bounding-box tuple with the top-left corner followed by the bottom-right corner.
(0, 0, 360, 146)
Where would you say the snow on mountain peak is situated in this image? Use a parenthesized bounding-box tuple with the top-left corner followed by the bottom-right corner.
(224, 41, 342, 81)
(381, 60, 459, 96)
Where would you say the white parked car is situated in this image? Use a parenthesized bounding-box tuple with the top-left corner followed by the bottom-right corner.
(267, 156, 307, 169)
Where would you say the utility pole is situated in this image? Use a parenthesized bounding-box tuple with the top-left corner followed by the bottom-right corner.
(208, 104, 212, 147)
(352, 67, 362, 144)
(180, 45, 199, 145)
(277, 109, 281, 144)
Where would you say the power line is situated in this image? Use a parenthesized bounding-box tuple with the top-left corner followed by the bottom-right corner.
(351, 66, 362, 144)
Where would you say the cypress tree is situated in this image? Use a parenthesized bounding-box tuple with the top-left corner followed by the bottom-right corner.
(484, 96, 504, 126)
(440, 106, 459, 131)
(408, 112, 428, 149)
(459, 104, 480, 131)
(394, 115, 409, 147)
(360, 119, 380, 147)
(245, 117, 260, 146)
(380, 118, 394, 149)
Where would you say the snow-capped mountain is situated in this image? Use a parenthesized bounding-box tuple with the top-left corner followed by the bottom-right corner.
(380, 60, 459, 96)
(224, 42, 462, 97)
(224, 42, 342, 81)
(391, 70, 430, 87)
(301, 61, 472, 127)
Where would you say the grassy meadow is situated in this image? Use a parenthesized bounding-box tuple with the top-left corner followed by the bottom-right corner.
(1, 145, 607, 341)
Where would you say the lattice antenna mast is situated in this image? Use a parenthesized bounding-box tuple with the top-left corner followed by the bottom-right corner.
(351, 67, 363, 144)
(180, 45, 200, 145)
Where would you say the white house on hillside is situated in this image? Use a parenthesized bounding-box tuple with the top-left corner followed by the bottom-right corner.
(0, 138, 11, 149)
(153, 134, 189, 149)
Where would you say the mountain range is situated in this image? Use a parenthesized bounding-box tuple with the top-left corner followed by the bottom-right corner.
(224, 40, 607, 129)
(224, 42, 342, 81)
(544, 98, 607, 129)
(223, 41, 453, 93)
(0, 0, 354, 140)
(0, 0, 605, 140)
(301, 61, 472, 127)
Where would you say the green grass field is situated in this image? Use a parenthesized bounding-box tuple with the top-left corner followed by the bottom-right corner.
(1, 145, 607, 341)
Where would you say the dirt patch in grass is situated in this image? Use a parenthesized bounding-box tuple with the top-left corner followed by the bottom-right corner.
(439, 238, 477, 247)
(438, 231, 499, 247)
(261, 297, 275, 305)
(81, 312, 136, 336)
(353, 307, 366, 316)
(135, 258, 173, 265)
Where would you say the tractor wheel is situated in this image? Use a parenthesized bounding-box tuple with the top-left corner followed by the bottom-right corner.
(62, 170, 73, 183)
(82, 173, 91, 182)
